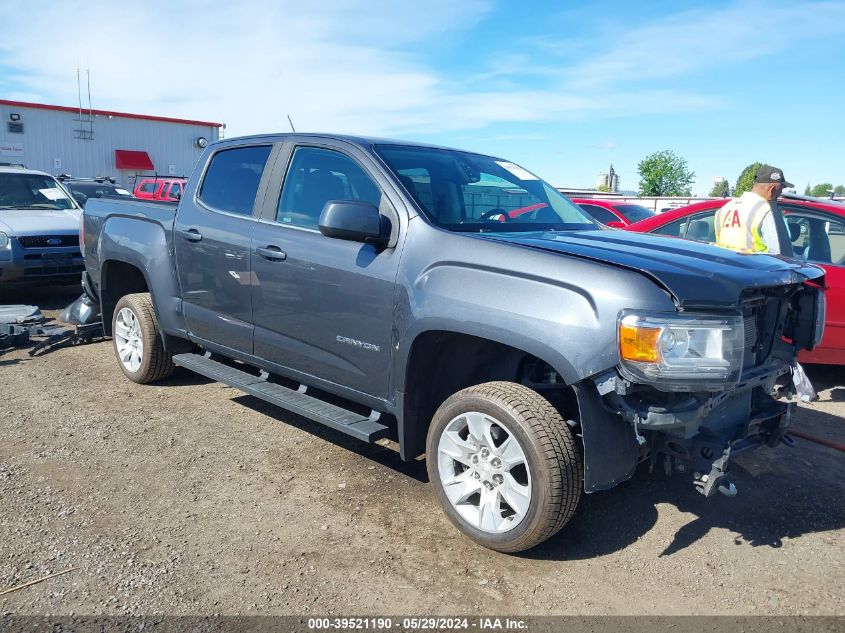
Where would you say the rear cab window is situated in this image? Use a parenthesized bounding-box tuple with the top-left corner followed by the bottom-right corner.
(198, 146, 272, 216)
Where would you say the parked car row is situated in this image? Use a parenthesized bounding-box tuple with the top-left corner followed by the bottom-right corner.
(0, 167, 190, 285)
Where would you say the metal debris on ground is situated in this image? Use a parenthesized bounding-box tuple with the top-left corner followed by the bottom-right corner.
(0, 296, 103, 356)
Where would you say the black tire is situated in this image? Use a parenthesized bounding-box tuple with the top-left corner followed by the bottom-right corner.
(426, 381, 582, 553)
(111, 292, 175, 384)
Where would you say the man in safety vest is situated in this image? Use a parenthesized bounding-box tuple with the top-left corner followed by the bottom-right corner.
(715, 165, 794, 255)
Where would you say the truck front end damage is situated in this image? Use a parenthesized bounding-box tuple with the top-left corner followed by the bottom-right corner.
(580, 278, 825, 498)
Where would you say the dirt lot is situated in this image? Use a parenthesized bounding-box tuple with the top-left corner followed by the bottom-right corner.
(1, 285, 843, 616)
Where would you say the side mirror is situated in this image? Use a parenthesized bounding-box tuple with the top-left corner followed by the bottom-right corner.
(319, 200, 388, 246)
(606, 221, 626, 229)
(73, 192, 88, 208)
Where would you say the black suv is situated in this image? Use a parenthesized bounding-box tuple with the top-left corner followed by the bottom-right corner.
(57, 175, 133, 208)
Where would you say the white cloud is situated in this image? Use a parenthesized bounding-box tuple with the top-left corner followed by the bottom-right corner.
(565, 0, 845, 87)
(0, 0, 489, 136)
(1, 0, 842, 140)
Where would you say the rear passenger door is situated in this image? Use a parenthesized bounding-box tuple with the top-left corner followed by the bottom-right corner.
(250, 142, 403, 398)
(174, 143, 276, 354)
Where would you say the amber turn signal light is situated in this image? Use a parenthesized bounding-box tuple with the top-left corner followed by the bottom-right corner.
(619, 323, 661, 363)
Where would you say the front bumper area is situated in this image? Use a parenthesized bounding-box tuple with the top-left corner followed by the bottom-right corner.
(582, 362, 795, 497)
(0, 239, 84, 283)
(649, 397, 794, 497)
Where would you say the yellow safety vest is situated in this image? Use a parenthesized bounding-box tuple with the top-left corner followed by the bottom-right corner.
(714, 197, 770, 253)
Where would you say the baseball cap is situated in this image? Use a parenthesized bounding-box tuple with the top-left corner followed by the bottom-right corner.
(755, 165, 794, 188)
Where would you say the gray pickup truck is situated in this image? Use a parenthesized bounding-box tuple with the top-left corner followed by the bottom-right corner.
(80, 133, 825, 552)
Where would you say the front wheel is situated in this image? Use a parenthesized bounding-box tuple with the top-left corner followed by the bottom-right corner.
(426, 381, 582, 553)
(112, 292, 175, 384)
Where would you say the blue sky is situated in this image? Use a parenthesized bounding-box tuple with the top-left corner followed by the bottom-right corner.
(1, 0, 843, 194)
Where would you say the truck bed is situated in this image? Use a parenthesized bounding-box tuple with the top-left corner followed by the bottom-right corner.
(84, 196, 179, 227)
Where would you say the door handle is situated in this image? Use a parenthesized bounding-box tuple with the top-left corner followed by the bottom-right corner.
(178, 228, 203, 242)
(257, 245, 287, 261)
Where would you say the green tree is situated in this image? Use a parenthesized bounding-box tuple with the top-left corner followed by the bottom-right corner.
(734, 162, 762, 196)
(708, 179, 730, 197)
(595, 183, 611, 193)
(637, 150, 695, 196)
(810, 183, 834, 197)
(835, 185, 845, 196)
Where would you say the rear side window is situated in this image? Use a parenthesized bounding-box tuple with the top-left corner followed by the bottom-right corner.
(652, 217, 687, 237)
(199, 146, 272, 215)
(138, 182, 155, 194)
(614, 204, 654, 223)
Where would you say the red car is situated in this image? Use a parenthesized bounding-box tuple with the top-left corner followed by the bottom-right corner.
(133, 177, 186, 201)
(572, 198, 655, 228)
(626, 195, 845, 365)
(481, 198, 655, 226)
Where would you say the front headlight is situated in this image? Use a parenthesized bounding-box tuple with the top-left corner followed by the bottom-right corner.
(618, 311, 744, 391)
(0, 232, 9, 249)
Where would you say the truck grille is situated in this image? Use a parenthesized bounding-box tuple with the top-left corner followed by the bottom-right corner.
(743, 314, 757, 362)
(17, 235, 79, 248)
(741, 290, 791, 369)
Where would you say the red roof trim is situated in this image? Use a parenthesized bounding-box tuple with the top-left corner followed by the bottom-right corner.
(0, 99, 223, 128)
(115, 149, 155, 171)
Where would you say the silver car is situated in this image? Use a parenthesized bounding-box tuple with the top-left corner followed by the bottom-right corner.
(0, 166, 84, 285)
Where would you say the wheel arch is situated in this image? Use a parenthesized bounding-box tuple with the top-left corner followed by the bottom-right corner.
(396, 328, 578, 461)
(96, 217, 188, 347)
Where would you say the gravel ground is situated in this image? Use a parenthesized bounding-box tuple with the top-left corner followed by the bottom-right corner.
(0, 285, 843, 616)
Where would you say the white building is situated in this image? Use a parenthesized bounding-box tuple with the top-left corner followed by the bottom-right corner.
(0, 99, 223, 188)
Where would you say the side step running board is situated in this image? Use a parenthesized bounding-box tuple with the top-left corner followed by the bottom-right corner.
(172, 353, 389, 443)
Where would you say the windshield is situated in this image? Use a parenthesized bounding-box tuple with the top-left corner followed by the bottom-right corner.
(615, 204, 654, 223)
(0, 173, 76, 210)
(374, 145, 596, 232)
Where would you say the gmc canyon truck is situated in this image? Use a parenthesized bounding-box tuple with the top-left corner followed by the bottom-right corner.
(80, 134, 825, 552)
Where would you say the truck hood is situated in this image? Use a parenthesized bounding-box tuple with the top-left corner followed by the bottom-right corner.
(0, 208, 81, 235)
(477, 229, 825, 309)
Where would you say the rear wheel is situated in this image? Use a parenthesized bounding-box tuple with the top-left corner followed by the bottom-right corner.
(426, 381, 582, 553)
(112, 292, 175, 384)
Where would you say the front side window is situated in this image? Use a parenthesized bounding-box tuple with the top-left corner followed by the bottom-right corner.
(685, 211, 717, 243)
(785, 209, 845, 264)
(198, 145, 272, 216)
(277, 146, 382, 229)
(0, 173, 76, 210)
(375, 145, 594, 232)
